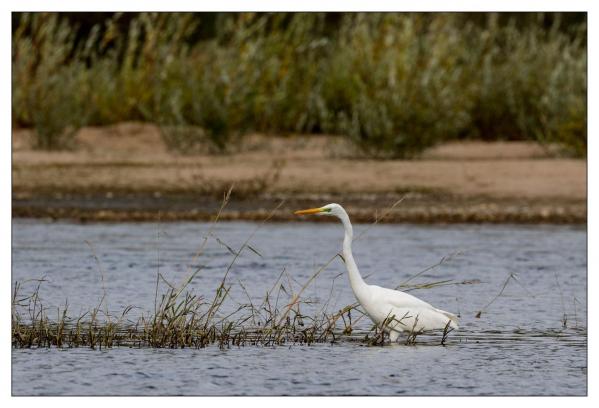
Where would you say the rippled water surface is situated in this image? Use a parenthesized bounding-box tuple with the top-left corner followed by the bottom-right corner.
(12, 219, 587, 395)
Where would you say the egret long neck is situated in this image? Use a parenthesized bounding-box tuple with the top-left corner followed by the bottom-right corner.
(339, 212, 367, 295)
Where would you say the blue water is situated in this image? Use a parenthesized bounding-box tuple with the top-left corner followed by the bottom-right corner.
(12, 220, 587, 395)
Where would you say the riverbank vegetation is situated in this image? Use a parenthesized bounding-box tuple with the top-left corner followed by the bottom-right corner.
(12, 12, 586, 157)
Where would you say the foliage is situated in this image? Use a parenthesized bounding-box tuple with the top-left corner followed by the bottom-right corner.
(12, 12, 587, 156)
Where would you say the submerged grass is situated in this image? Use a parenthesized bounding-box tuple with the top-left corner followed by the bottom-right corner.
(12, 271, 359, 349)
(14, 277, 461, 349)
(12, 193, 472, 349)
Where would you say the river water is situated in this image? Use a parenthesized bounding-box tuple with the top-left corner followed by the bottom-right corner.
(12, 219, 587, 395)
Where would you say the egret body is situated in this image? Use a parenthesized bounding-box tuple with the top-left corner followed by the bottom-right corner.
(295, 203, 459, 342)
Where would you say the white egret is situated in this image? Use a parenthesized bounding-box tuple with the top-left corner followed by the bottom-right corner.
(295, 203, 459, 342)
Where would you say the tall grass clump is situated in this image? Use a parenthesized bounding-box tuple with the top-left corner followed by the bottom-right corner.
(12, 12, 586, 156)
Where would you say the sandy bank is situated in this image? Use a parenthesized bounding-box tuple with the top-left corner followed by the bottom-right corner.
(12, 123, 586, 223)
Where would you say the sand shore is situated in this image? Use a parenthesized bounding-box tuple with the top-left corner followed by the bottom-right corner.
(12, 123, 586, 223)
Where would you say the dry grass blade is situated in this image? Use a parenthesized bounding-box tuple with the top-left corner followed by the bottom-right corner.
(355, 196, 406, 241)
(476, 272, 516, 318)
(397, 250, 463, 289)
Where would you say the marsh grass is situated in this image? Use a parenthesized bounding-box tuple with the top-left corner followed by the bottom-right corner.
(13, 194, 481, 349)
(12, 12, 586, 156)
(475, 272, 534, 319)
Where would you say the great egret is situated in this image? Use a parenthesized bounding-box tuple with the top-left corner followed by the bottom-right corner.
(295, 203, 459, 342)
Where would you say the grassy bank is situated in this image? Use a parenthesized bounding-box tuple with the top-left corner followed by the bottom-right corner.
(12, 12, 586, 157)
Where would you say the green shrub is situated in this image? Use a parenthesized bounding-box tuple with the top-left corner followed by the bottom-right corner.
(465, 14, 587, 156)
(12, 12, 587, 156)
(12, 13, 91, 149)
(323, 14, 474, 158)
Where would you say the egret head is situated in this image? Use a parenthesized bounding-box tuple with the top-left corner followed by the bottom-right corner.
(294, 203, 345, 217)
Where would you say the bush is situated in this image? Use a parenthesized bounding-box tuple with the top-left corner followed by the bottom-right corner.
(465, 14, 587, 156)
(12, 13, 91, 149)
(324, 14, 473, 157)
(12, 12, 587, 156)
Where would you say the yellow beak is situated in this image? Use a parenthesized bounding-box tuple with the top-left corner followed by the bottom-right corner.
(294, 207, 323, 215)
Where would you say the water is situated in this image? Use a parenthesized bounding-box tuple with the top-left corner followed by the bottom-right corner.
(12, 219, 587, 395)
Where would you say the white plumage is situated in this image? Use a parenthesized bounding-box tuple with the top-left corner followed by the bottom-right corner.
(295, 203, 459, 342)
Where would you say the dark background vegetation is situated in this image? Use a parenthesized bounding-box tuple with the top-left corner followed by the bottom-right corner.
(12, 12, 587, 157)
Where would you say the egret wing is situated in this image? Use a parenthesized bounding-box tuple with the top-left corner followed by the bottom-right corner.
(368, 285, 458, 331)
(369, 285, 435, 310)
